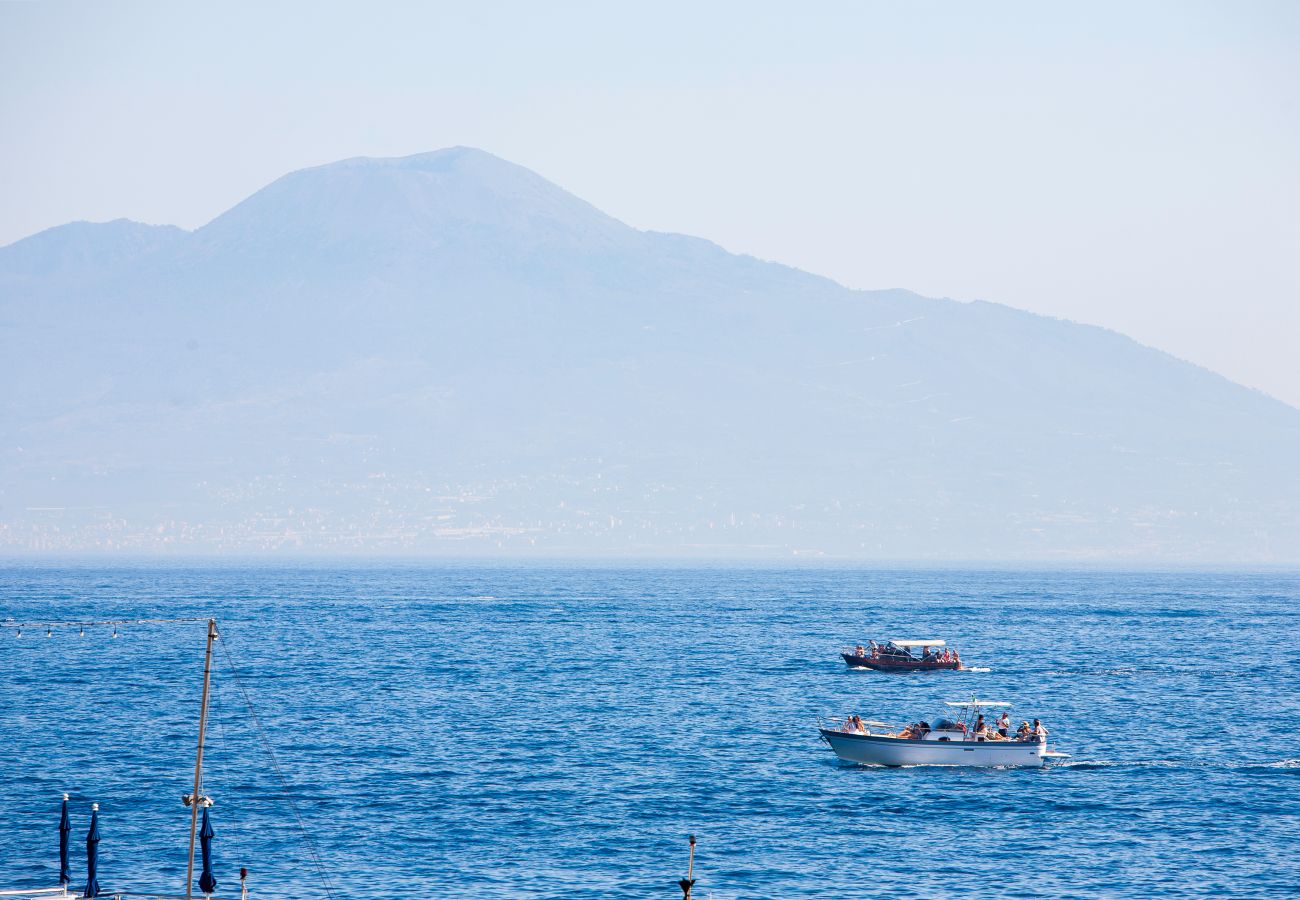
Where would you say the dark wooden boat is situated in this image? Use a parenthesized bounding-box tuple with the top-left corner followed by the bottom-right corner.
(842, 653, 962, 671)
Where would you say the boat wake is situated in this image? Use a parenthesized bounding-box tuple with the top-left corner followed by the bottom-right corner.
(1245, 758, 1300, 771)
(1054, 758, 1300, 773)
(1038, 666, 1259, 678)
(962, 666, 992, 673)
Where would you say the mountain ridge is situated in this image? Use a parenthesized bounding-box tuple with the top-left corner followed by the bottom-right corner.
(0, 218, 186, 277)
(3, 148, 1298, 559)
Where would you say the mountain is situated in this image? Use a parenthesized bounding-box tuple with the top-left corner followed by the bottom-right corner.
(3, 147, 1298, 560)
(0, 219, 184, 281)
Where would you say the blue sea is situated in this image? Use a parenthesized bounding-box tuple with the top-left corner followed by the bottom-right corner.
(1, 564, 1297, 898)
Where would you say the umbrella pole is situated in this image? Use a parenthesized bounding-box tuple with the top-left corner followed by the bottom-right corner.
(59, 792, 71, 887)
(185, 619, 218, 900)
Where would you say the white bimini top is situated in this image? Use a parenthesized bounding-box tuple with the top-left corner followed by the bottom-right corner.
(945, 699, 1012, 708)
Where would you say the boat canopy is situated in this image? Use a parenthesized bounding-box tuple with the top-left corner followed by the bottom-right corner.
(945, 699, 1012, 708)
(888, 640, 946, 648)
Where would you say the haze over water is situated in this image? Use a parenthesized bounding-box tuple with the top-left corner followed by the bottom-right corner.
(2, 564, 1297, 898)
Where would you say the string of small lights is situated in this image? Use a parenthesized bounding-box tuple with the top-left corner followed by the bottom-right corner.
(3, 616, 210, 638)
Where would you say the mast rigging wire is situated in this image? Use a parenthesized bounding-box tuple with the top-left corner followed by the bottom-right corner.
(215, 633, 340, 900)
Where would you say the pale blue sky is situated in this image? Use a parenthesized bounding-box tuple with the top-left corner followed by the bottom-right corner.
(3, 1, 1298, 405)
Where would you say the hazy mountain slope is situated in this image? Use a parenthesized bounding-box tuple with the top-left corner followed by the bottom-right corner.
(0, 219, 184, 280)
(2, 147, 1298, 559)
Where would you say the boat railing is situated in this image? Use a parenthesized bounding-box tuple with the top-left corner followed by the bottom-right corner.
(106, 894, 245, 899)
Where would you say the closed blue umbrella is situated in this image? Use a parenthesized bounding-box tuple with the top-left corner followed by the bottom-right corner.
(83, 803, 100, 898)
(198, 807, 217, 895)
(58, 794, 71, 886)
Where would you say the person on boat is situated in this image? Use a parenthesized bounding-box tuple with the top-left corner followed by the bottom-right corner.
(1032, 719, 1048, 742)
(855, 644, 866, 657)
(1016, 721, 1031, 741)
(940, 648, 951, 663)
(952, 649, 960, 666)
(996, 711, 1010, 737)
(974, 713, 986, 737)
(921, 646, 932, 662)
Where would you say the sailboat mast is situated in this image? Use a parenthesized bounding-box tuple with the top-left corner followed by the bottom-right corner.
(186, 618, 218, 900)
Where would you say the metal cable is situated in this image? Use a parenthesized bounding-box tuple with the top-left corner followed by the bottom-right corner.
(214, 633, 339, 900)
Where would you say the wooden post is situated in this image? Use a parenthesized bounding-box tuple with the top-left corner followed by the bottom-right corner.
(678, 835, 696, 899)
(185, 619, 217, 900)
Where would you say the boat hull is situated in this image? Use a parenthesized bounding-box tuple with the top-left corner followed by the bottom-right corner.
(842, 653, 962, 671)
(820, 730, 1048, 767)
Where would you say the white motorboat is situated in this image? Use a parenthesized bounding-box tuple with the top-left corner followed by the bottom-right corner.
(820, 699, 1068, 768)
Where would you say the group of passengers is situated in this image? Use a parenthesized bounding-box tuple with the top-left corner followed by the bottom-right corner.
(919, 646, 958, 664)
(969, 712, 1049, 742)
(970, 712, 1048, 742)
(897, 721, 930, 740)
(853, 642, 959, 665)
(857, 641, 900, 659)
(840, 711, 1048, 742)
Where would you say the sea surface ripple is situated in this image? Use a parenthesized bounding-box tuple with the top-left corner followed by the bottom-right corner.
(1, 564, 1297, 898)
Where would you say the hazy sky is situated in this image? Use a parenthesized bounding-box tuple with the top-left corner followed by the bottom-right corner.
(3, 1, 1298, 406)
